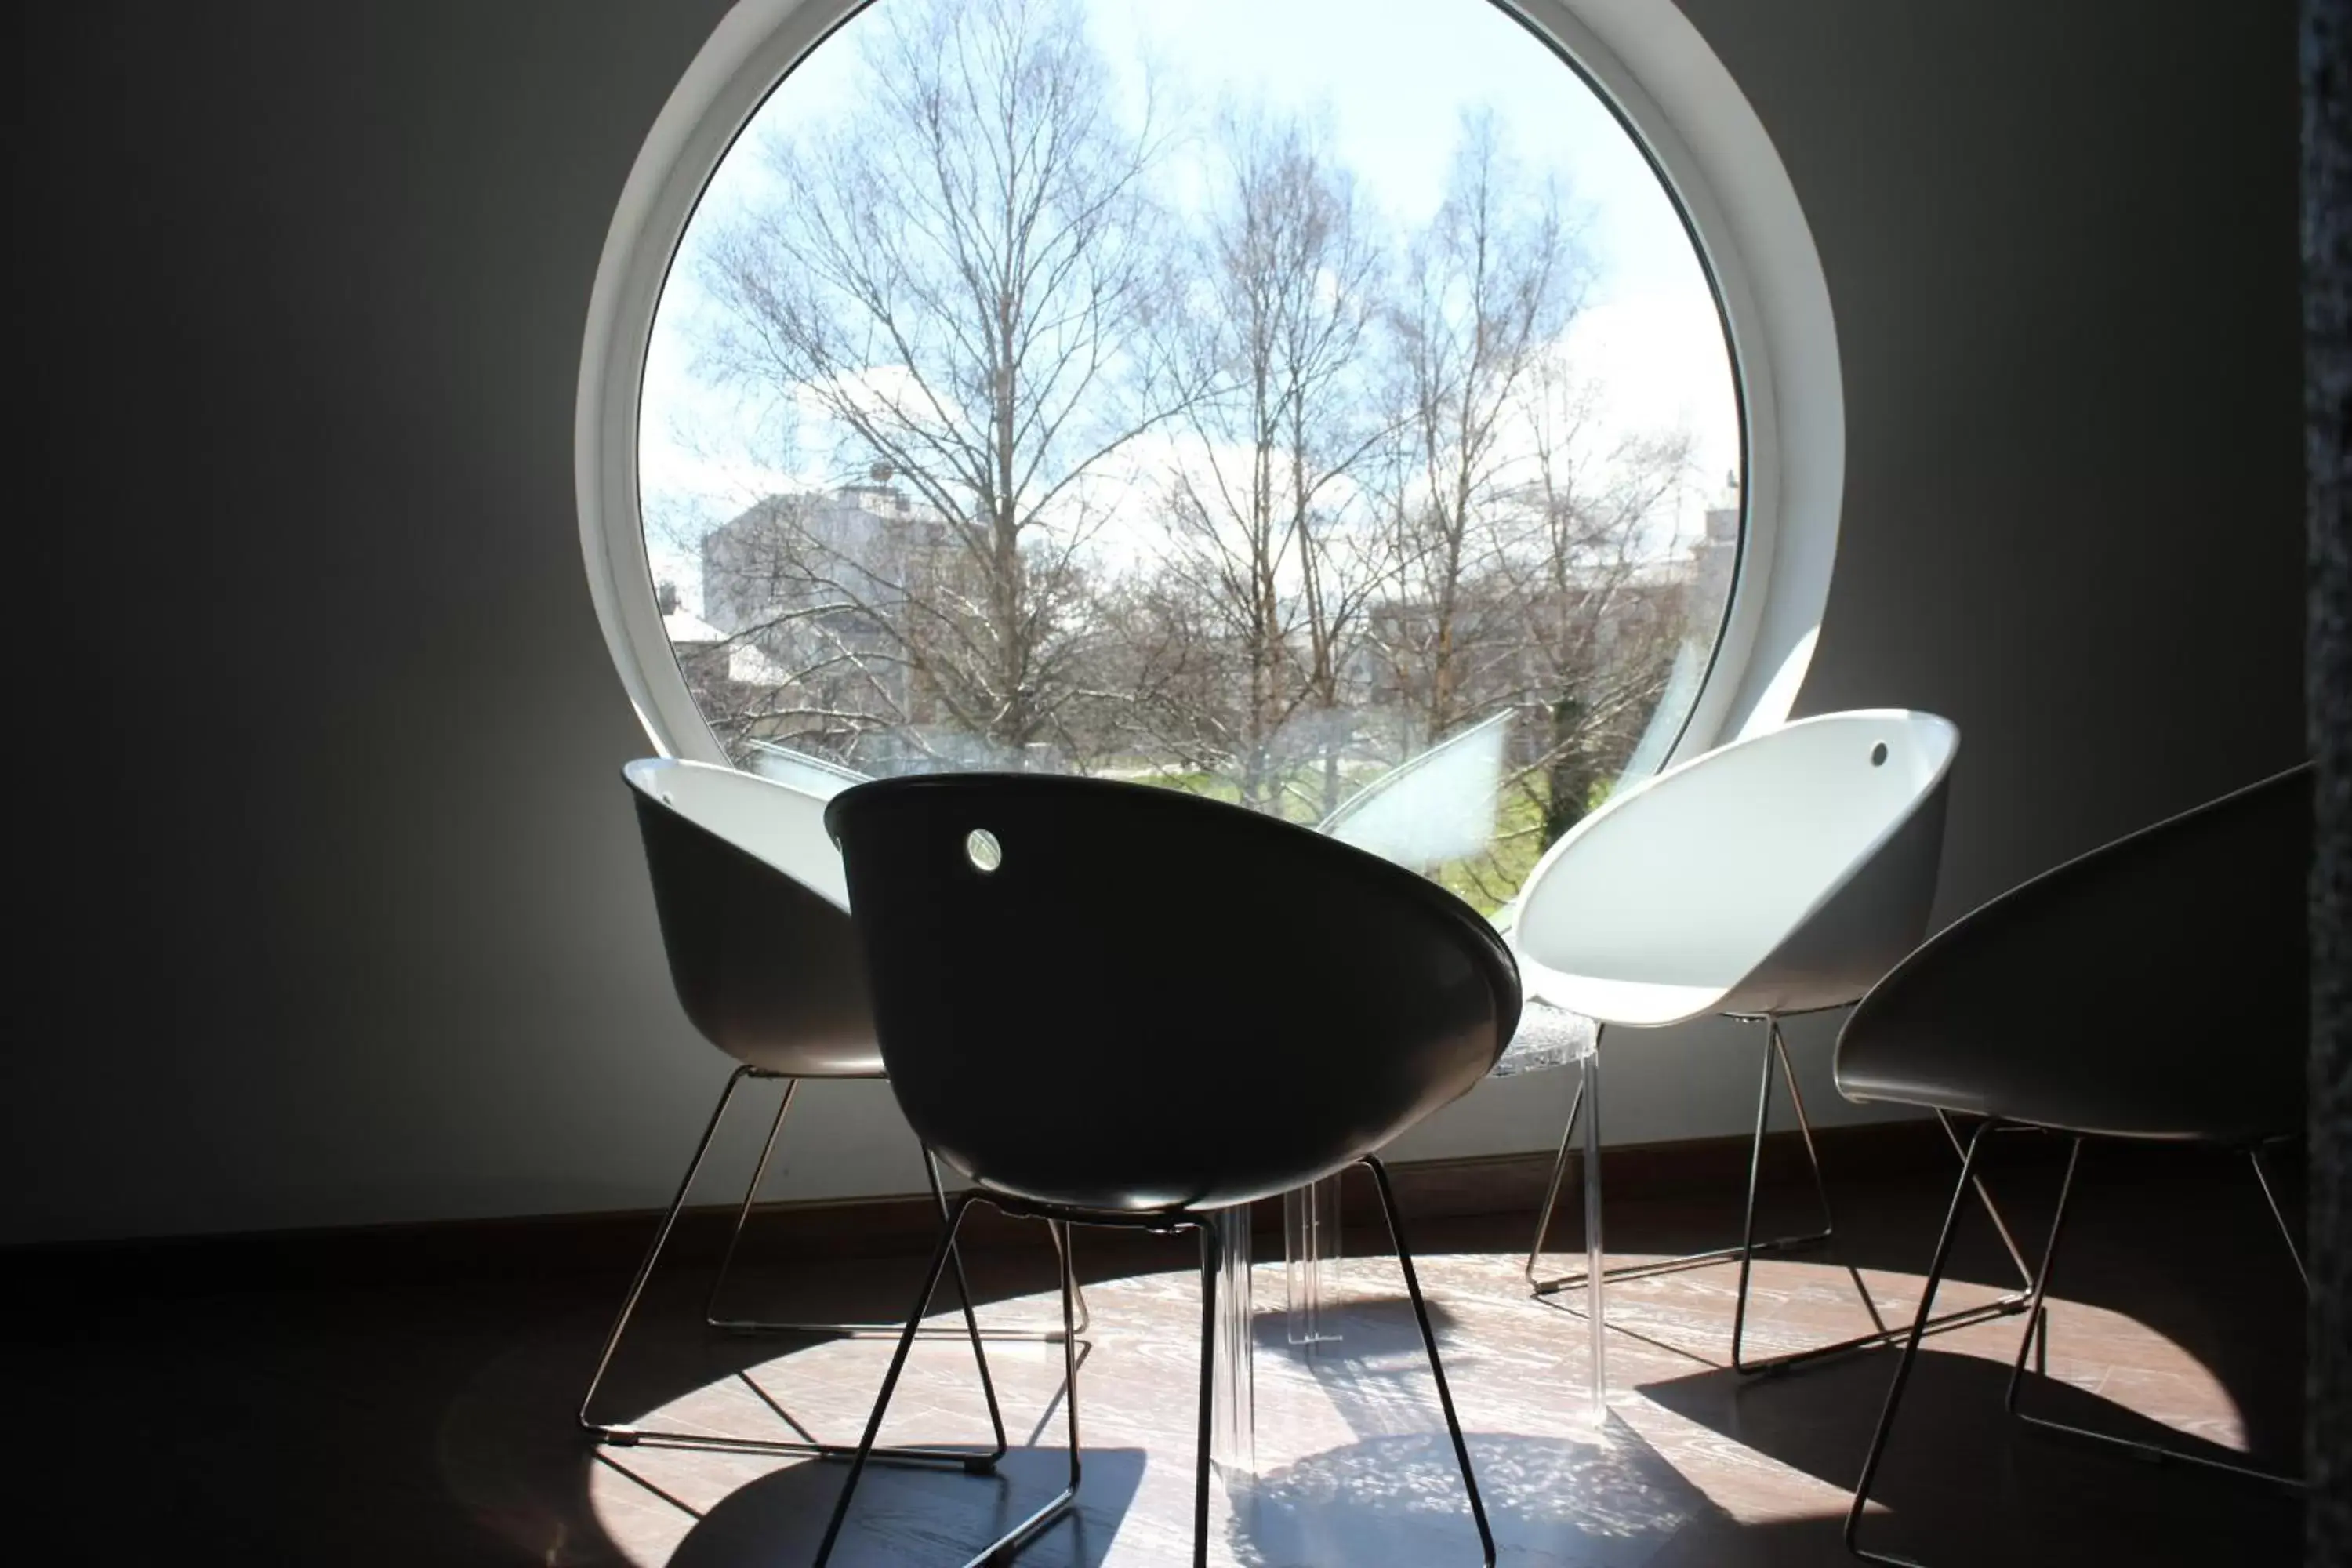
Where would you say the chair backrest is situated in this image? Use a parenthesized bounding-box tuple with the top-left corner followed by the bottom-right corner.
(1512, 710, 1958, 1021)
(1318, 710, 1512, 871)
(623, 758, 878, 1078)
(1835, 762, 2310, 1144)
(825, 774, 1522, 1215)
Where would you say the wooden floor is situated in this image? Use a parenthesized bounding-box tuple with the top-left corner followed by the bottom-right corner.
(10, 1143, 2306, 1565)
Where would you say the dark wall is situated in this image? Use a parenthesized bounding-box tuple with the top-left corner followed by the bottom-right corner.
(5, 0, 2310, 1241)
(13, 1, 753, 1240)
(1439, 0, 2309, 1164)
(1681, 0, 2307, 904)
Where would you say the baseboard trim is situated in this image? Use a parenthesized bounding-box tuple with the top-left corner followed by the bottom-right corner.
(13, 1116, 1975, 1298)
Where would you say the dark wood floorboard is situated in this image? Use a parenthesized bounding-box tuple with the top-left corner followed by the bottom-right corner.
(5, 1141, 2305, 1565)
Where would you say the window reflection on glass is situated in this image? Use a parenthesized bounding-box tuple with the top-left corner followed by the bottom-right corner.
(641, 0, 1741, 913)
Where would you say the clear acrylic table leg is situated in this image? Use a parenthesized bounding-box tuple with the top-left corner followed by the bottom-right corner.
(1581, 1045, 1607, 1424)
(1210, 1210, 1255, 1475)
(1283, 1177, 1343, 1345)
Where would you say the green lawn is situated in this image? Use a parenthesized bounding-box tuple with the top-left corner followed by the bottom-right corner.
(1430, 782, 1551, 916)
(1094, 754, 1614, 919)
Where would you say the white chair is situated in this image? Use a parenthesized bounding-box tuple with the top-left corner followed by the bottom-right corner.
(1512, 709, 2031, 1373)
(578, 758, 1079, 1460)
(1319, 709, 1514, 868)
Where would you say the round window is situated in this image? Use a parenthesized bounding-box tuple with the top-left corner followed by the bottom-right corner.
(590, 0, 1820, 916)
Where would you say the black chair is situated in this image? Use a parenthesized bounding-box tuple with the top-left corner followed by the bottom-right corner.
(818, 773, 1522, 1568)
(1831, 762, 2310, 1565)
(581, 757, 1065, 1465)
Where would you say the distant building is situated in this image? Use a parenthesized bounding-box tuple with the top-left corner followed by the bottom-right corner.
(659, 596, 790, 690)
(656, 584, 793, 753)
(700, 483, 945, 638)
(691, 482, 960, 760)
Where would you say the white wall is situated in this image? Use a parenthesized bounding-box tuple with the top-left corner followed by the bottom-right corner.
(5, 0, 2304, 1243)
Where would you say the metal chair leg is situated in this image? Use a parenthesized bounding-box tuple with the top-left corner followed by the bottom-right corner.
(1776, 1021, 1843, 1246)
(1528, 1021, 1838, 1298)
(1364, 1156, 1498, 1567)
(1730, 1028, 2035, 1375)
(702, 1070, 798, 1331)
(2001, 1139, 2305, 1491)
(1193, 1216, 1221, 1568)
(2247, 1144, 2308, 1288)
(579, 1065, 750, 1444)
(1731, 1128, 2031, 1375)
(1525, 1014, 2026, 1374)
(964, 1224, 1086, 1566)
(705, 1076, 1091, 1342)
(1844, 1119, 1995, 1565)
(1730, 1021, 1860, 1370)
(1524, 1020, 2013, 1375)
(579, 1067, 1008, 1466)
(813, 1195, 989, 1564)
(1935, 1109, 2039, 1285)
(815, 1191, 1085, 1568)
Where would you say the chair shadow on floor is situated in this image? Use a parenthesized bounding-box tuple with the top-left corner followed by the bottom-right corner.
(665, 1445, 1148, 1568)
(1240, 1293, 1720, 1566)
(1227, 1422, 1715, 1568)
(1635, 1345, 2301, 1566)
(434, 1257, 1074, 1568)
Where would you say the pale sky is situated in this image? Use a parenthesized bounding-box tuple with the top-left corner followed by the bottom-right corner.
(638, 0, 1740, 612)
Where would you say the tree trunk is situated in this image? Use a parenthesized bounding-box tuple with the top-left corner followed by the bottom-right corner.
(1541, 692, 1593, 847)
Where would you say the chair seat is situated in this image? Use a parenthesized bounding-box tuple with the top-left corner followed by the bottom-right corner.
(732, 1042, 885, 1078)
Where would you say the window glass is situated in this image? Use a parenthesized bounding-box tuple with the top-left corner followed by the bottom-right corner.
(639, 0, 1740, 912)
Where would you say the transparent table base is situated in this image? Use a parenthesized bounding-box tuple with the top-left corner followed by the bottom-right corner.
(1283, 1178, 1343, 1346)
(1213, 1005, 1607, 1468)
(1207, 1177, 1338, 1478)
(1499, 1002, 1607, 1424)
(1210, 1213, 1255, 1475)
(1577, 1047, 1607, 1424)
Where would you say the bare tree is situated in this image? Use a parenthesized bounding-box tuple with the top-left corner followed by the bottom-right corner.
(1373, 111, 1592, 741)
(666, 22, 1728, 904)
(699, 0, 1188, 766)
(1377, 360, 1699, 910)
(1508, 353, 1697, 845)
(1147, 107, 1391, 814)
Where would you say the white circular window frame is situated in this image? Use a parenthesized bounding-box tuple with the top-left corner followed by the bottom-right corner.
(576, 0, 1842, 771)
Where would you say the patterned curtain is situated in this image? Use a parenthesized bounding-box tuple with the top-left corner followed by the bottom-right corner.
(2301, 1, 2351, 1556)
